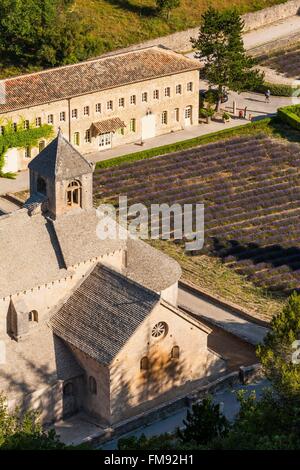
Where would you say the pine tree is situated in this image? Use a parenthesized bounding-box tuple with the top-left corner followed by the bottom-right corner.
(156, 0, 180, 19)
(191, 7, 264, 109)
(257, 292, 300, 400)
(177, 396, 229, 445)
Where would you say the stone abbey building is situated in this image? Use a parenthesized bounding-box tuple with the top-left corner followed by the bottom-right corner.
(0, 133, 224, 426)
(0, 46, 200, 173)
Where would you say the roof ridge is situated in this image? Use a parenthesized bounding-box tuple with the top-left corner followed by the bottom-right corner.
(55, 132, 93, 175)
(1, 45, 197, 83)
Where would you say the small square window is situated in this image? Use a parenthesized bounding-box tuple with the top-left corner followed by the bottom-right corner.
(84, 129, 91, 143)
(84, 106, 90, 116)
(119, 98, 125, 108)
(73, 132, 80, 146)
(129, 118, 136, 132)
(107, 100, 113, 111)
(130, 95, 136, 105)
(164, 87, 170, 97)
(23, 120, 30, 130)
(142, 92, 148, 102)
(25, 146, 31, 158)
(176, 84, 182, 94)
(35, 117, 42, 127)
(153, 89, 159, 100)
(116, 127, 124, 135)
(96, 103, 101, 113)
(161, 111, 168, 125)
(48, 114, 54, 124)
(72, 109, 78, 119)
(60, 111, 66, 122)
(13, 122, 17, 132)
(187, 82, 193, 92)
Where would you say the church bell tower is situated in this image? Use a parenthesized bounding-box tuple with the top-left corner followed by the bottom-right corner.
(27, 130, 94, 219)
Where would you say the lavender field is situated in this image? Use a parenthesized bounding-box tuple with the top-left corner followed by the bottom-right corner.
(94, 134, 300, 294)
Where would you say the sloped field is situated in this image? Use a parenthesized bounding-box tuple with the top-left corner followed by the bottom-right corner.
(94, 134, 300, 294)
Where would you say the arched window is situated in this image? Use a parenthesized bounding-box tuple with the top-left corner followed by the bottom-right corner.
(140, 356, 149, 371)
(37, 176, 46, 195)
(89, 376, 97, 395)
(171, 346, 180, 360)
(66, 180, 82, 208)
(28, 310, 38, 323)
(63, 382, 74, 396)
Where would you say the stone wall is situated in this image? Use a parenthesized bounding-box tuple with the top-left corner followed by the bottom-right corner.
(114, 0, 300, 54)
(109, 301, 225, 424)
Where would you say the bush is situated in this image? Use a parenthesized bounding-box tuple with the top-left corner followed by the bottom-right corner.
(199, 107, 215, 118)
(254, 82, 300, 97)
(222, 112, 231, 121)
(278, 105, 300, 131)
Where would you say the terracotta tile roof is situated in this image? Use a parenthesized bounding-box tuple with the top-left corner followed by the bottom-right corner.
(91, 117, 126, 136)
(49, 264, 159, 365)
(0, 47, 200, 113)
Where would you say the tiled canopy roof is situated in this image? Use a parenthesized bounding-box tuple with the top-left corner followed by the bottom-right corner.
(0, 46, 200, 113)
(49, 264, 159, 365)
(91, 117, 126, 136)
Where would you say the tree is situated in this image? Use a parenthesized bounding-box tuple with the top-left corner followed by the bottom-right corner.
(191, 7, 264, 110)
(118, 433, 177, 450)
(177, 396, 229, 445)
(0, 394, 65, 449)
(0, 0, 99, 69)
(257, 291, 300, 401)
(156, 0, 180, 19)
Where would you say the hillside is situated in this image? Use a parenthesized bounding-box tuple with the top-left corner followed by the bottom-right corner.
(75, 0, 285, 54)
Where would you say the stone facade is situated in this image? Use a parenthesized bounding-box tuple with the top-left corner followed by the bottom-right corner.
(0, 47, 200, 173)
(0, 133, 225, 426)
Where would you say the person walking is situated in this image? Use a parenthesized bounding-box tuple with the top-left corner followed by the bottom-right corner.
(265, 89, 271, 103)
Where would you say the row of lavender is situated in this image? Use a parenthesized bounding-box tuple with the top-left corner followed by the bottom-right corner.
(94, 134, 300, 293)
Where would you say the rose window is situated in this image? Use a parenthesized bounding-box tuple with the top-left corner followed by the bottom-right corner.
(151, 322, 168, 339)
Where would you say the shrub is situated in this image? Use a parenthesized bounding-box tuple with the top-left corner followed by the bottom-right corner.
(223, 112, 231, 121)
(278, 105, 300, 131)
(254, 82, 300, 97)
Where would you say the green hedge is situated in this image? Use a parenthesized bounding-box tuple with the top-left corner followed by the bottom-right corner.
(278, 104, 300, 130)
(253, 82, 300, 97)
(96, 118, 272, 170)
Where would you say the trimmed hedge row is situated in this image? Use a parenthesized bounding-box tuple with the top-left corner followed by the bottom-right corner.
(96, 118, 272, 170)
(254, 82, 300, 97)
(278, 105, 300, 130)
